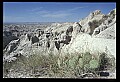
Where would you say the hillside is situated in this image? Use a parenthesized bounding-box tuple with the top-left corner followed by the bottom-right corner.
(3, 9, 116, 78)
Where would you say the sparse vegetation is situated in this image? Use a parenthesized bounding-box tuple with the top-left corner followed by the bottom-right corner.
(3, 52, 115, 78)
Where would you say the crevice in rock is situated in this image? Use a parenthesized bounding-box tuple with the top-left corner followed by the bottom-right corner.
(55, 41, 60, 50)
(31, 36, 39, 44)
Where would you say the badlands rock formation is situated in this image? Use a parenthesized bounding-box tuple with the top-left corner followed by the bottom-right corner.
(3, 9, 116, 78)
(3, 9, 116, 62)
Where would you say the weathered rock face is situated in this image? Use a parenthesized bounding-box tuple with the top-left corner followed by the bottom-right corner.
(93, 23, 116, 39)
(3, 9, 116, 64)
(3, 31, 18, 49)
(72, 22, 82, 37)
(4, 39, 20, 53)
(31, 36, 39, 44)
(79, 10, 108, 35)
(61, 33, 115, 59)
(92, 9, 116, 39)
(3, 39, 20, 62)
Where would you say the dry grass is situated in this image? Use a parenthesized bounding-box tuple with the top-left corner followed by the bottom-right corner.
(3, 52, 115, 78)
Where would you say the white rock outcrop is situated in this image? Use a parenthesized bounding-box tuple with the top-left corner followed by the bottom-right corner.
(61, 33, 115, 59)
(3, 8, 116, 62)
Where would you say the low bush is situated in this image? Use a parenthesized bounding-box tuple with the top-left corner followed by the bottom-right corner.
(3, 52, 115, 78)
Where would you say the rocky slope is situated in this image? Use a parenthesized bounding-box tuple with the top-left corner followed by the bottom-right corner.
(3, 9, 116, 78)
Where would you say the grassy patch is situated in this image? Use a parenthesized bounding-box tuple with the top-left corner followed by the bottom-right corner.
(3, 52, 115, 78)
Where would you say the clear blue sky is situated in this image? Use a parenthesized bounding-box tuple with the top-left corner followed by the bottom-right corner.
(3, 2, 116, 23)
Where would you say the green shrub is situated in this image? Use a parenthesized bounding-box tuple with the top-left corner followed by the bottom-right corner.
(82, 52, 92, 64)
(3, 52, 115, 78)
(78, 58, 83, 68)
(68, 56, 78, 69)
(84, 64, 90, 72)
(89, 59, 99, 69)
